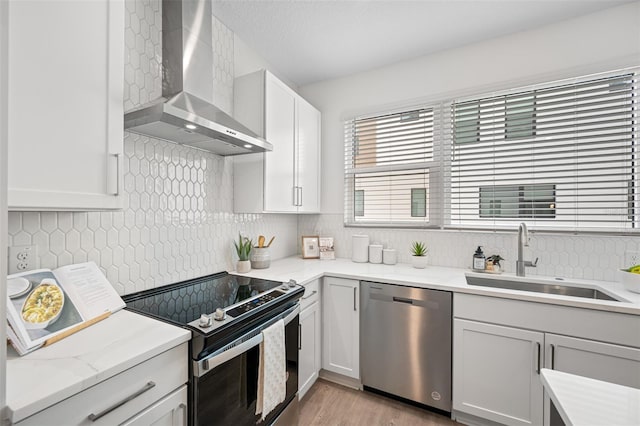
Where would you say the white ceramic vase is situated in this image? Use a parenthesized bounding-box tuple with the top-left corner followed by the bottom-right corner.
(236, 260, 251, 273)
(412, 255, 428, 269)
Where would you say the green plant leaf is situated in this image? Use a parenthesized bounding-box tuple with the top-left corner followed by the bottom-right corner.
(233, 233, 253, 261)
(410, 241, 428, 256)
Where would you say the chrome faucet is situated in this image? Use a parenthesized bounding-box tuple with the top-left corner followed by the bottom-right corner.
(516, 223, 538, 277)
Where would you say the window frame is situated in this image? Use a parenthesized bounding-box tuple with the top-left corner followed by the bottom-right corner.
(343, 67, 639, 234)
(344, 106, 442, 228)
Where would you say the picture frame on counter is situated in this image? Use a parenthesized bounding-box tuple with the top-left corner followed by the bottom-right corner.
(301, 236, 320, 259)
(319, 237, 335, 260)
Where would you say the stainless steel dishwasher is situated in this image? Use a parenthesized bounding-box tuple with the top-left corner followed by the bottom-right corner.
(361, 281, 452, 412)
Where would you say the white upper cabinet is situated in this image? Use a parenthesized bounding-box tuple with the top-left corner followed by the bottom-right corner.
(263, 74, 297, 212)
(295, 97, 321, 213)
(8, 0, 124, 211)
(233, 70, 321, 213)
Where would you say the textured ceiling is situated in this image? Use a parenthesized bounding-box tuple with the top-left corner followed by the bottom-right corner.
(212, 0, 633, 87)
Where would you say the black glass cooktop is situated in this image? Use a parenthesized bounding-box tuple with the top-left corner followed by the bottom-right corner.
(122, 273, 284, 326)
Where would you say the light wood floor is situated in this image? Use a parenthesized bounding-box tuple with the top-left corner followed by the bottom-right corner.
(298, 379, 460, 425)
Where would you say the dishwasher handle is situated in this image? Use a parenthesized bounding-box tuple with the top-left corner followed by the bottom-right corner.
(367, 291, 440, 310)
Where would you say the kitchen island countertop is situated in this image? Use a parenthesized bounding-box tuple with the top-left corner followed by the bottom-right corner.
(541, 368, 640, 426)
(6, 309, 191, 424)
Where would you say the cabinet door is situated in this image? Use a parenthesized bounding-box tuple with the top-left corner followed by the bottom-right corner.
(545, 334, 640, 388)
(453, 319, 544, 426)
(8, 0, 123, 211)
(263, 74, 296, 212)
(121, 386, 188, 426)
(299, 301, 321, 399)
(295, 98, 321, 213)
(322, 277, 359, 379)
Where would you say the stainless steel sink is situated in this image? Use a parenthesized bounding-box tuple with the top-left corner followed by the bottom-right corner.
(465, 275, 623, 302)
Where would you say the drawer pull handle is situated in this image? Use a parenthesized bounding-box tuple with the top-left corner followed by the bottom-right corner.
(353, 287, 357, 311)
(301, 290, 318, 300)
(535, 342, 541, 375)
(88, 381, 156, 422)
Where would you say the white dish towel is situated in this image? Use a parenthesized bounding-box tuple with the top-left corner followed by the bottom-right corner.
(255, 318, 286, 420)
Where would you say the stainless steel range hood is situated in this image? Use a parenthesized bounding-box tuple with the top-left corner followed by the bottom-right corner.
(124, 0, 271, 155)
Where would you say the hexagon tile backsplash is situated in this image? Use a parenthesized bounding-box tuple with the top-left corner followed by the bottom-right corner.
(298, 214, 640, 283)
(8, 134, 298, 295)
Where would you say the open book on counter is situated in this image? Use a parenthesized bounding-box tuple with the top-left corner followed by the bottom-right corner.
(6, 261, 125, 355)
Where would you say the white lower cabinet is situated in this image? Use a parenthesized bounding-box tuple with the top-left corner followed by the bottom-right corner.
(16, 344, 188, 426)
(453, 294, 640, 426)
(322, 277, 359, 379)
(121, 385, 188, 426)
(545, 333, 640, 389)
(453, 319, 545, 426)
(298, 279, 321, 399)
(299, 300, 321, 399)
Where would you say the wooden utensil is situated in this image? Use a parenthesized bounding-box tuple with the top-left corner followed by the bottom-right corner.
(258, 235, 265, 248)
(266, 236, 275, 247)
(43, 311, 111, 347)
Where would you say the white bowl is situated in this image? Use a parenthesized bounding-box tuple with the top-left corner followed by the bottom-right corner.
(619, 270, 640, 294)
(21, 279, 65, 329)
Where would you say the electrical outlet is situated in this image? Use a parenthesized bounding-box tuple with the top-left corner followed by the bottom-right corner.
(624, 251, 640, 268)
(8, 245, 37, 274)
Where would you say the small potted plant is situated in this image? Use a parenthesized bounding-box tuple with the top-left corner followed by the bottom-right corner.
(234, 233, 253, 273)
(487, 254, 504, 273)
(410, 241, 428, 269)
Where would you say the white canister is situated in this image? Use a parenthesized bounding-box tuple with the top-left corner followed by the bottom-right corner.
(383, 249, 397, 265)
(352, 235, 370, 263)
(369, 244, 383, 264)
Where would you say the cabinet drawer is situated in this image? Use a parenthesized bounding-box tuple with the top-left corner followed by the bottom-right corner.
(300, 279, 320, 310)
(18, 343, 188, 426)
(121, 385, 188, 426)
(454, 293, 640, 347)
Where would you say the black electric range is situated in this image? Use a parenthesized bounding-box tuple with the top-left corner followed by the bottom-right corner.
(123, 272, 304, 426)
(122, 272, 304, 360)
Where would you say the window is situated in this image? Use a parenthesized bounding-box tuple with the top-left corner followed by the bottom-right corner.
(344, 69, 639, 233)
(479, 184, 556, 219)
(450, 73, 637, 231)
(344, 108, 437, 226)
(411, 188, 427, 217)
(354, 190, 365, 216)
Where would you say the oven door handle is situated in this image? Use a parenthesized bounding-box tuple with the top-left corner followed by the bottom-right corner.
(194, 304, 299, 377)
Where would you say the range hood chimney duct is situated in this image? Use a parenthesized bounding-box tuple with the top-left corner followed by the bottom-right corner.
(124, 0, 272, 155)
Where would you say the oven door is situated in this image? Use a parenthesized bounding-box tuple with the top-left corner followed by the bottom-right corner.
(192, 305, 299, 426)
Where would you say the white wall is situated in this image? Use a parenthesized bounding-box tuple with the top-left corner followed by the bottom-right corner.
(233, 34, 298, 90)
(297, 2, 640, 281)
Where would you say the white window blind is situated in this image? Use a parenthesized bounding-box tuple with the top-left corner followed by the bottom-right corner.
(344, 108, 438, 226)
(449, 72, 638, 232)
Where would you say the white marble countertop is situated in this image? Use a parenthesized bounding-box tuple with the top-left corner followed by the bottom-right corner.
(6, 309, 191, 424)
(541, 369, 640, 425)
(235, 257, 640, 315)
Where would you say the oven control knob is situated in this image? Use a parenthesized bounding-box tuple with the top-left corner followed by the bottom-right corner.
(287, 279, 297, 288)
(213, 308, 226, 321)
(199, 314, 212, 328)
(280, 285, 289, 291)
